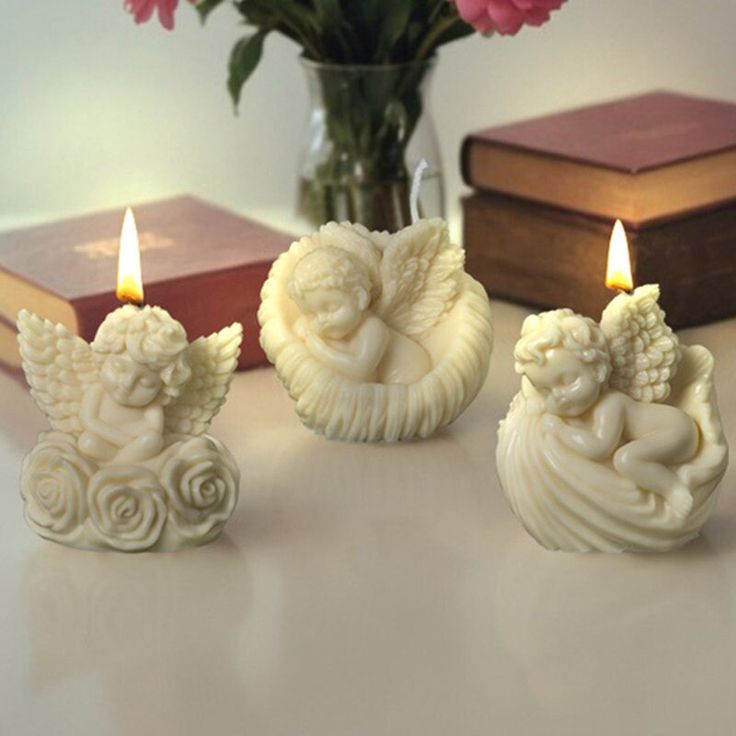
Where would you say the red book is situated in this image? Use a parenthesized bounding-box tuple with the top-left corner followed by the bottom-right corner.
(0, 196, 293, 370)
(462, 91, 736, 226)
(0, 315, 20, 371)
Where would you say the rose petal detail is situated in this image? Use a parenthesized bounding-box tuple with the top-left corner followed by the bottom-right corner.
(87, 466, 167, 552)
(21, 433, 95, 542)
(161, 437, 239, 539)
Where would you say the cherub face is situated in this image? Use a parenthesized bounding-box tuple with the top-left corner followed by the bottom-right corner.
(299, 288, 365, 340)
(523, 348, 601, 417)
(100, 353, 164, 408)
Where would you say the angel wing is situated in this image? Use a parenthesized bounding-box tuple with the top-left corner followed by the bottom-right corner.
(669, 345, 728, 491)
(600, 284, 682, 402)
(374, 218, 464, 336)
(17, 310, 98, 435)
(164, 323, 242, 436)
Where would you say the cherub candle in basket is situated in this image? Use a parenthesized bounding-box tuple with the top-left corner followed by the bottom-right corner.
(258, 217, 494, 442)
(17, 209, 242, 552)
(497, 221, 729, 552)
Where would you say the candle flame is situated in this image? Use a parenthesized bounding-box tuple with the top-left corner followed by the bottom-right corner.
(116, 207, 144, 305)
(605, 219, 633, 292)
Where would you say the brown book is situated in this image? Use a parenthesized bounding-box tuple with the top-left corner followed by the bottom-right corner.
(0, 196, 293, 370)
(463, 192, 736, 328)
(0, 315, 21, 371)
(462, 91, 736, 227)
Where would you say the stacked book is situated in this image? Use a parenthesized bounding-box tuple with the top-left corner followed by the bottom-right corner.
(0, 196, 292, 371)
(461, 91, 736, 327)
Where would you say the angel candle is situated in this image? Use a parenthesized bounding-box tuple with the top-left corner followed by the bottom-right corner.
(497, 220, 729, 553)
(258, 217, 494, 442)
(17, 209, 243, 552)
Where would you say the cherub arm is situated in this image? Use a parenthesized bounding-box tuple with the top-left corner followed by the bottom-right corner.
(144, 403, 165, 434)
(112, 405, 165, 464)
(80, 384, 131, 446)
(294, 316, 309, 341)
(304, 316, 390, 382)
(546, 394, 625, 461)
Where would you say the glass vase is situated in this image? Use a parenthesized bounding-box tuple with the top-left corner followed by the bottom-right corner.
(297, 57, 445, 233)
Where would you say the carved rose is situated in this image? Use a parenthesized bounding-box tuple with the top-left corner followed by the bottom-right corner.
(161, 437, 239, 539)
(88, 466, 167, 551)
(21, 433, 95, 540)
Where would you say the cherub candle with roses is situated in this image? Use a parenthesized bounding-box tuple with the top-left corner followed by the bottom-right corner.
(17, 209, 243, 553)
(18, 304, 242, 553)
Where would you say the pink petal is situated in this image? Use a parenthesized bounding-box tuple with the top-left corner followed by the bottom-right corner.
(125, 0, 157, 24)
(124, 0, 179, 29)
(455, 0, 491, 26)
(485, 0, 527, 34)
(522, 8, 554, 26)
(156, 0, 179, 30)
(514, 0, 564, 9)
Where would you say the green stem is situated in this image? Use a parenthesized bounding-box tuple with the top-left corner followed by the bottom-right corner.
(415, 15, 461, 60)
(330, 23, 358, 63)
(273, 18, 322, 60)
(425, 0, 447, 29)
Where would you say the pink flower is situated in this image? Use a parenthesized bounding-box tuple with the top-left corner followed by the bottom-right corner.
(124, 0, 180, 31)
(455, 0, 566, 35)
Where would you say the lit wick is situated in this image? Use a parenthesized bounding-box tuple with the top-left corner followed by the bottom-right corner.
(116, 207, 145, 307)
(605, 219, 633, 294)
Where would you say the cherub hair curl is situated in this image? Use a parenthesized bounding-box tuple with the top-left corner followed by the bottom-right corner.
(514, 308, 612, 385)
(288, 246, 373, 309)
(92, 305, 192, 404)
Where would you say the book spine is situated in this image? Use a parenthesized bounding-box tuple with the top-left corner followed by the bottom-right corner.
(460, 135, 476, 189)
(71, 263, 273, 369)
(635, 205, 736, 327)
(0, 359, 26, 385)
(0, 313, 22, 372)
(462, 193, 736, 328)
(462, 193, 617, 321)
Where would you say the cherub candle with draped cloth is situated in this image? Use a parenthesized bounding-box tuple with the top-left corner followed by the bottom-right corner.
(497, 222, 728, 553)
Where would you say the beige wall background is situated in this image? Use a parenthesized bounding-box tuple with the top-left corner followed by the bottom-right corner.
(1, 0, 735, 231)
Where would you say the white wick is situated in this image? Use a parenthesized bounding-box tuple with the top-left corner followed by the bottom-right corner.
(410, 159, 429, 224)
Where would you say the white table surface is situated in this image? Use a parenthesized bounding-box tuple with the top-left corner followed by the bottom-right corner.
(1, 298, 735, 736)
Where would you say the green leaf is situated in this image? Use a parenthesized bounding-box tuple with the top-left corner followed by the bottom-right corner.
(313, 0, 342, 22)
(195, 0, 227, 24)
(434, 20, 476, 48)
(236, 0, 323, 57)
(311, 0, 361, 62)
(228, 30, 269, 111)
(241, 0, 315, 31)
(376, 0, 414, 60)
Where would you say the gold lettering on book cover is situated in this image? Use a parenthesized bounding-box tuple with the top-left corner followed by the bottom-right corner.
(73, 233, 174, 260)
(619, 121, 699, 143)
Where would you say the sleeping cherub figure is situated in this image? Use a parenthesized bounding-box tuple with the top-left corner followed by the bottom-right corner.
(258, 218, 494, 442)
(289, 246, 431, 385)
(514, 309, 697, 518)
(496, 285, 729, 553)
